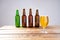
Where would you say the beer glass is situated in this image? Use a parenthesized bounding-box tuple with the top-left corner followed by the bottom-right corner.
(40, 16, 49, 33)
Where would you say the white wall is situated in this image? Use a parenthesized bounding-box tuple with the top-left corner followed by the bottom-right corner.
(0, 0, 60, 26)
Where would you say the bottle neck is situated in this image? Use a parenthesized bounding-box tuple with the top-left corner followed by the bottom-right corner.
(29, 9, 32, 15)
(36, 12, 39, 16)
(29, 12, 32, 15)
(23, 12, 26, 16)
(16, 10, 19, 16)
(36, 9, 39, 16)
(23, 9, 26, 16)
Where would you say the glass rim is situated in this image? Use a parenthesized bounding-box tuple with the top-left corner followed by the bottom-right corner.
(40, 15, 49, 16)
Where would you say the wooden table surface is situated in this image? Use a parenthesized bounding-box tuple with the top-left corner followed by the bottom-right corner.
(0, 25, 60, 40)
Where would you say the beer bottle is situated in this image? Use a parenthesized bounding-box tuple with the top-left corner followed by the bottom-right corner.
(15, 9, 20, 28)
(35, 9, 39, 28)
(22, 9, 27, 28)
(28, 8, 33, 28)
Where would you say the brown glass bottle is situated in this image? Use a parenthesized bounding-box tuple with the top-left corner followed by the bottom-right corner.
(28, 9, 33, 28)
(22, 9, 27, 28)
(35, 9, 39, 28)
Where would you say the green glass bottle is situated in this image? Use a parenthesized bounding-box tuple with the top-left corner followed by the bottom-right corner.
(15, 9, 20, 28)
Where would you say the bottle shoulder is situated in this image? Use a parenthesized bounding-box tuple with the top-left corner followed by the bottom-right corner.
(35, 15, 39, 16)
(29, 14, 33, 16)
(15, 15, 20, 16)
(22, 14, 26, 16)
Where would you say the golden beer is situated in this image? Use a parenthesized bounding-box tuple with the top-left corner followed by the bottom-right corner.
(40, 16, 49, 29)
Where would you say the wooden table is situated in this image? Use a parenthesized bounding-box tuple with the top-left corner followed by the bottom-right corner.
(0, 25, 60, 40)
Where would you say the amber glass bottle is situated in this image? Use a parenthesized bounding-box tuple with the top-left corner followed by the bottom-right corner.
(35, 9, 39, 28)
(28, 9, 33, 28)
(22, 9, 27, 28)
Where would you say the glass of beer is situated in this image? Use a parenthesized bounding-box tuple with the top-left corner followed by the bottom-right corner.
(40, 16, 49, 33)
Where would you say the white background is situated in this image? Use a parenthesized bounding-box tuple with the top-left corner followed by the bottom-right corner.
(0, 0, 60, 26)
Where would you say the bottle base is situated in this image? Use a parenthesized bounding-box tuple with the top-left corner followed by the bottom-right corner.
(22, 26, 27, 28)
(16, 26, 20, 28)
(35, 26, 39, 28)
(28, 26, 33, 28)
